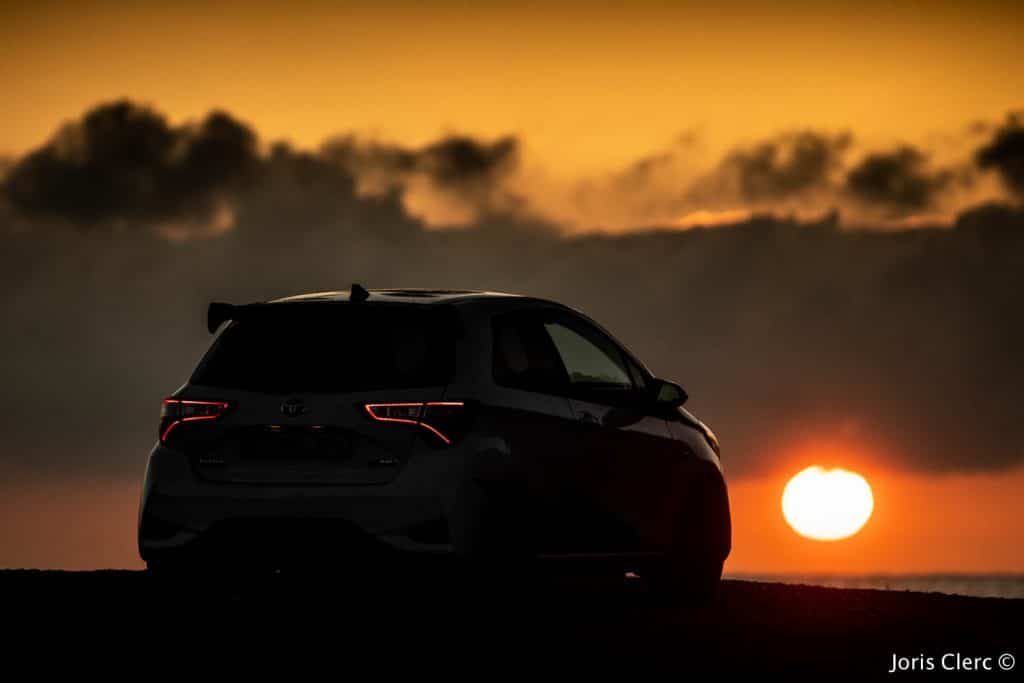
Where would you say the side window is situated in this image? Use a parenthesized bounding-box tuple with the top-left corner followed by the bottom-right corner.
(542, 319, 635, 399)
(492, 313, 569, 394)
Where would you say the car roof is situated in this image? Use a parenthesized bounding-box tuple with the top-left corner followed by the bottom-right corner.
(209, 287, 571, 332)
(270, 288, 530, 306)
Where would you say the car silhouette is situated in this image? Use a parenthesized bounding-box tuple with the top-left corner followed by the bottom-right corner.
(139, 285, 731, 599)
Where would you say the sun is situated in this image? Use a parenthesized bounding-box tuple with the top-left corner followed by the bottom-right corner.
(782, 466, 874, 541)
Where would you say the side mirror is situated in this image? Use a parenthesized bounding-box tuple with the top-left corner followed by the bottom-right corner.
(651, 378, 688, 407)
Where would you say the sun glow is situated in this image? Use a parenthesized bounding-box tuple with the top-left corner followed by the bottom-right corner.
(782, 466, 874, 541)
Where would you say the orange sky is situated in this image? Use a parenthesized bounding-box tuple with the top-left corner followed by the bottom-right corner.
(1, 0, 1022, 572)
(3, 0, 1023, 177)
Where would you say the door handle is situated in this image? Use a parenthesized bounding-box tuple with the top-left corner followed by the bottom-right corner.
(578, 410, 599, 425)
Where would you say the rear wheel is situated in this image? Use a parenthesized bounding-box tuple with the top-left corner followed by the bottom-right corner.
(647, 553, 722, 605)
(145, 556, 209, 583)
(449, 474, 536, 587)
(144, 546, 272, 579)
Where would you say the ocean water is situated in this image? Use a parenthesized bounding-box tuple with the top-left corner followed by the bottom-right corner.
(729, 574, 1024, 600)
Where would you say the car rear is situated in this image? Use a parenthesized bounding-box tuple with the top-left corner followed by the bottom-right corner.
(138, 300, 469, 568)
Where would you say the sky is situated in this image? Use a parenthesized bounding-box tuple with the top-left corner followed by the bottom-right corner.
(3, 1, 1023, 168)
(1, 0, 1022, 572)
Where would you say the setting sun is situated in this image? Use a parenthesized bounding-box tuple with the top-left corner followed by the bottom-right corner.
(782, 466, 874, 541)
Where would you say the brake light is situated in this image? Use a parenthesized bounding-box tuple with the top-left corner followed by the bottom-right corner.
(160, 398, 230, 443)
(364, 402, 466, 445)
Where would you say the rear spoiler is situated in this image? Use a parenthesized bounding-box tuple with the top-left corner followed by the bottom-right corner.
(209, 302, 275, 333)
(207, 285, 371, 333)
(208, 302, 301, 333)
(207, 302, 239, 333)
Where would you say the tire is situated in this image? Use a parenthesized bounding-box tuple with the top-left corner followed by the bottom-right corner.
(144, 549, 209, 577)
(145, 559, 206, 586)
(647, 553, 723, 606)
(144, 545, 248, 578)
(449, 475, 535, 585)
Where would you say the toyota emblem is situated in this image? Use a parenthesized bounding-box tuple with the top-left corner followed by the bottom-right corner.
(280, 397, 306, 417)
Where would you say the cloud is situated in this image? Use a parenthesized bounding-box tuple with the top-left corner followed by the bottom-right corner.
(526, 131, 856, 232)
(1, 102, 260, 233)
(9, 101, 1012, 237)
(2, 101, 1024, 483)
(845, 146, 954, 213)
(321, 134, 521, 226)
(0, 102, 525, 232)
(535, 124, 1017, 231)
(977, 112, 1024, 197)
(719, 131, 852, 201)
(522, 133, 705, 232)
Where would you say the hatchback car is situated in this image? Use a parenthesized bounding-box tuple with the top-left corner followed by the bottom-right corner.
(139, 286, 730, 598)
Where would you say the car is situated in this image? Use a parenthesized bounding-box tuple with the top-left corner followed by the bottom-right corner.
(138, 285, 731, 599)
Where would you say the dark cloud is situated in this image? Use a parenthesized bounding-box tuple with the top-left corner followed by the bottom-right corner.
(0, 102, 523, 231)
(1, 101, 259, 227)
(325, 134, 518, 189)
(321, 134, 521, 224)
(721, 131, 852, 201)
(1, 101, 1024, 484)
(421, 135, 518, 187)
(976, 112, 1024, 197)
(845, 146, 953, 212)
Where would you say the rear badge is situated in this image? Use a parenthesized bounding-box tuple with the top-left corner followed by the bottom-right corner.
(280, 397, 306, 417)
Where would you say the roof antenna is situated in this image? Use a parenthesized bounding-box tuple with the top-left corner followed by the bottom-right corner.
(350, 283, 370, 302)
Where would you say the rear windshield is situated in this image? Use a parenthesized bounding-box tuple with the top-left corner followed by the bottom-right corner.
(192, 304, 455, 393)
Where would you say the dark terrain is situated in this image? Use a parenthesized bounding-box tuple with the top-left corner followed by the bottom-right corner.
(3, 567, 1020, 675)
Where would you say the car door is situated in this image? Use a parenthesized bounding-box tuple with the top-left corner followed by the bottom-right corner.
(540, 312, 679, 554)
(472, 308, 578, 554)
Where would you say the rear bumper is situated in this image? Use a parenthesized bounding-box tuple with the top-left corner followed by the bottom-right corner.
(138, 443, 467, 563)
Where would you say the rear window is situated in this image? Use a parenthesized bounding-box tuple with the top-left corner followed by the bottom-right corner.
(192, 304, 455, 393)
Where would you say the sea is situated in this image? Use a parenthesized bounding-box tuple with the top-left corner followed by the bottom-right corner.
(728, 574, 1024, 600)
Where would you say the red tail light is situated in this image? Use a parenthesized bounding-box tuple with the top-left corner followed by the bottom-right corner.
(160, 398, 230, 443)
(364, 401, 466, 445)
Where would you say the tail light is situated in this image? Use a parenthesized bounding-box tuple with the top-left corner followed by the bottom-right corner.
(364, 401, 468, 445)
(160, 398, 230, 443)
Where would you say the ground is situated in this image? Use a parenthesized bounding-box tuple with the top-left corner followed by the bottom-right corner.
(2, 568, 1020, 675)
